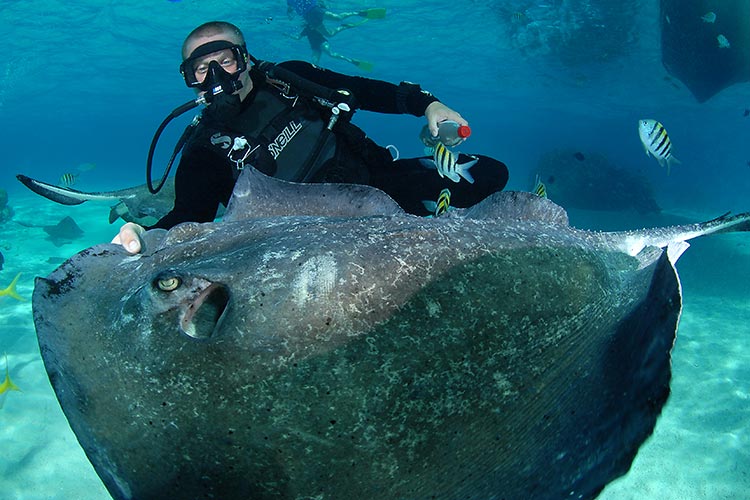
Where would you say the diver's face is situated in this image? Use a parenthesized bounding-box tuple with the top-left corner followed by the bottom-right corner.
(183, 32, 252, 97)
(190, 48, 240, 85)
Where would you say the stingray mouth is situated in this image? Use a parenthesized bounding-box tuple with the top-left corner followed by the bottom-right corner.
(178, 282, 230, 340)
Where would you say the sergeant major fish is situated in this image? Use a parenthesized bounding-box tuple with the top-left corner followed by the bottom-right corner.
(638, 119, 681, 174)
(421, 188, 452, 217)
(434, 188, 451, 216)
(532, 175, 547, 198)
(420, 142, 477, 184)
(59, 173, 78, 187)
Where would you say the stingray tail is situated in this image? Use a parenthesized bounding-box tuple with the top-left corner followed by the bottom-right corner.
(16, 174, 88, 206)
(705, 212, 750, 234)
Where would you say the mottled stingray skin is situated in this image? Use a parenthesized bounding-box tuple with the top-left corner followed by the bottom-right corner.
(33, 169, 749, 499)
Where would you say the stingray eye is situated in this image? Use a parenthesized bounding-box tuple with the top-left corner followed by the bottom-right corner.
(156, 276, 181, 292)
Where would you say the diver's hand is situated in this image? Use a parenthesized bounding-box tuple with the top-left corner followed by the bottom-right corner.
(111, 222, 145, 254)
(424, 101, 469, 146)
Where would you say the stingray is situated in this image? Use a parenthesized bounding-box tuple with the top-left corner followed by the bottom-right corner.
(534, 149, 660, 214)
(16, 174, 177, 226)
(17, 215, 84, 247)
(32, 167, 749, 499)
(661, 0, 750, 102)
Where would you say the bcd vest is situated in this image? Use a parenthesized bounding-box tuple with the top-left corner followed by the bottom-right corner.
(192, 74, 377, 184)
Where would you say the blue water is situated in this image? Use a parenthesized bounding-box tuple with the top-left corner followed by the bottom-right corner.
(1, 1, 748, 498)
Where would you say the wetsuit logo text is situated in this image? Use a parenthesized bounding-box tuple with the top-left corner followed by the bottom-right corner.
(268, 121, 302, 159)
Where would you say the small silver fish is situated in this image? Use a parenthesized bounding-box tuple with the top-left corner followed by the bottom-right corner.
(701, 11, 716, 23)
(59, 173, 78, 187)
(76, 162, 97, 172)
(638, 119, 680, 174)
(420, 142, 477, 184)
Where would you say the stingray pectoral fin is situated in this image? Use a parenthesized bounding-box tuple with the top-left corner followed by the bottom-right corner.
(667, 240, 690, 264)
(109, 202, 129, 224)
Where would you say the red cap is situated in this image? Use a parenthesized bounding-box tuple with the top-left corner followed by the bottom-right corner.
(457, 125, 471, 138)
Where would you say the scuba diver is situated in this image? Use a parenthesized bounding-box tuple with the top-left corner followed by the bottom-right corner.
(285, 0, 385, 70)
(113, 21, 509, 254)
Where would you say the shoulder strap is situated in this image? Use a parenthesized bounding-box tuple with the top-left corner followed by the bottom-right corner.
(253, 60, 358, 124)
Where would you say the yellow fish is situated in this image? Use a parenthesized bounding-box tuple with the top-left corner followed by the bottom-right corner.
(0, 353, 21, 409)
(0, 273, 25, 301)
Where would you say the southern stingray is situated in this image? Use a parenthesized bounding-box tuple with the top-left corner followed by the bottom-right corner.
(17, 215, 84, 247)
(33, 168, 749, 499)
(16, 174, 176, 226)
(533, 149, 660, 214)
(661, 0, 750, 102)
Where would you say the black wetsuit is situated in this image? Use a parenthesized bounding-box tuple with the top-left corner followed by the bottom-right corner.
(301, 24, 327, 52)
(153, 60, 508, 229)
(299, 5, 327, 51)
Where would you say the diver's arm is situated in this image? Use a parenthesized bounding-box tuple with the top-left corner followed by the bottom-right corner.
(276, 60, 467, 135)
(150, 147, 234, 230)
(112, 149, 232, 254)
(277, 60, 437, 114)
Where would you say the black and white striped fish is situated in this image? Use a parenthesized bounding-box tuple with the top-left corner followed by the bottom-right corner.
(532, 175, 547, 198)
(59, 173, 79, 187)
(638, 119, 681, 174)
(421, 188, 452, 217)
(420, 142, 477, 184)
(433, 188, 451, 216)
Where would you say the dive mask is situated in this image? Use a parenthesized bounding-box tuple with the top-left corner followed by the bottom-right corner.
(179, 40, 249, 93)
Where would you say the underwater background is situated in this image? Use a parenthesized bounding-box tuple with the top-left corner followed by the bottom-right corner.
(0, 0, 748, 498)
